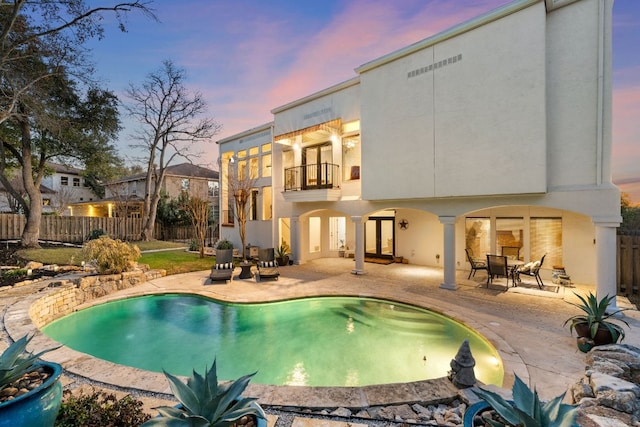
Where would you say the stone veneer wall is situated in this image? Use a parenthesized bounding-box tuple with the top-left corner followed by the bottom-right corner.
(570, 344, 640, 426)
(29, 267, 165, 329)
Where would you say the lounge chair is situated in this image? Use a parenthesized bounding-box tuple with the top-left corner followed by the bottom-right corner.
(209, 249, 234, 283)
(465, 248, 487, 279)
(256, 248, 279, 282)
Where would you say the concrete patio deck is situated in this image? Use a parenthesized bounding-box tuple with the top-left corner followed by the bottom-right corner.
(2, 258, 639, 414)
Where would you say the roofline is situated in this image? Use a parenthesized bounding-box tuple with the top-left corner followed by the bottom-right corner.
(270, 77, 360, 114)
(355, 0, 542, 74)
(216, 122, 274, 145)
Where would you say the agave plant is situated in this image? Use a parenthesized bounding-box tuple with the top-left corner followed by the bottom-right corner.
(143, 360, 265, 427)
(563, 292, 629, 342)
(472, 375, 578, 427)
(0, 334, 60, 390)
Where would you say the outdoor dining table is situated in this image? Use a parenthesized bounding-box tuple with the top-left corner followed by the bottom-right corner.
(507, 259, 525, 286)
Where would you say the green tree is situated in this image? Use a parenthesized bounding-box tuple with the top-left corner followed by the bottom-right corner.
(125, 60, 221, 241)
(0, 1, 155, 247)
(621, 192, 640, 233)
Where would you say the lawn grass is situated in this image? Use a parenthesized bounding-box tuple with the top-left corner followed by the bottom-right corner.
(15, 240, 208, 275)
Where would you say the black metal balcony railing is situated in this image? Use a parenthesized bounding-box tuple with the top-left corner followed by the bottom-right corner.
(284, 163, 340, 191)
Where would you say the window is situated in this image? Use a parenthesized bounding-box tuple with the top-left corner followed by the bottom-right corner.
(309, 217, 321, 253)
(249, 157, 259, 179)
(249, 189, 258, 221)
(42, 198, 50, 206)
(249, 147, 259, 156)
(342, 135, 361, 181)
(261, 143, 271, 153)
(261, 153, 272, 177)
(262, 186, 272, 220)
(73, 177, 80, 187)
(531, 218, 562, 267)
(465, 218, 490, 258)
(208, 180, 218, 197)
(61, 176, 68, 186)
(181, 178, 190, 191)
(496, 217, 523, 260)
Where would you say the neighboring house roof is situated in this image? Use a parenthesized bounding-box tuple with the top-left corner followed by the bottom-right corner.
(0, 179, 56, 195)
(46, 162, 83, 176)
(107, 163, 219, 185)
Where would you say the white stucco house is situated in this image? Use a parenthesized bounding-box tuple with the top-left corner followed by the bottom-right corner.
(217, 0, 621, 306)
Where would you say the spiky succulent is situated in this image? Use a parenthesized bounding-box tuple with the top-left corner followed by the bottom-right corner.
(143, 359, 265, 427)
(564, 292, 629, 342)
(0, 334, 60, 389)
(473, 375, 578, 427)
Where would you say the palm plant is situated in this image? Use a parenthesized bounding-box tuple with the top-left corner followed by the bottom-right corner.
(563, 292, 629, 342)
(471, 374, 578, 427)
(143, 360, 265, 427)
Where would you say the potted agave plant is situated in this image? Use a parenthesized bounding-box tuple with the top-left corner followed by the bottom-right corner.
(0, 334, 63, 427)
(143, 359, 266, 427)
(464, 374, 578, 427)
(563, 292, 629, 352)
(275, 243, 290, 267)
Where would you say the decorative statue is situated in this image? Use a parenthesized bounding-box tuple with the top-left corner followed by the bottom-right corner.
(448, 339, 476, 388)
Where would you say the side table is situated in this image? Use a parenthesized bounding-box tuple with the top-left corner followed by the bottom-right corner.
(239, 262, 253, 279)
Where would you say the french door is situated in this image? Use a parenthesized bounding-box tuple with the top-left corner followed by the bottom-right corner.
(302, 143, 332, 189)
(365, 217, 395, 259)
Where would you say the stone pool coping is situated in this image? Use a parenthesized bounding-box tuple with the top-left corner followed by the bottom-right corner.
(3, 264, 528, 409)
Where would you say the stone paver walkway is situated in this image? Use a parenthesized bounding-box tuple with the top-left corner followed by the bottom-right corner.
(2, 258, 640, 423)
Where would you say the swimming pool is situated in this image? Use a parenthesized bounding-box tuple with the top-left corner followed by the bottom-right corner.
(42, 294, 503, 387)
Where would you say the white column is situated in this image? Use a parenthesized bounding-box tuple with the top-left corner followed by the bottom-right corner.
(594, 220, 620, 313)
(351, 215, 366, 275)
(291, 215, 300, 265)
(439, 216, 457, 290)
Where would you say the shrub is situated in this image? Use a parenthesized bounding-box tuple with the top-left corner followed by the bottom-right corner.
(55, 389, 151, 427)
(87, 229, 106, 241)
(188, 239, 200, 251)
(215, 239, 233, 250)
(82, 236, 141, 274)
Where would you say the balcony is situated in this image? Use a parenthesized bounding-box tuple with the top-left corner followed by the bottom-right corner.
(283, 163, 342, 202)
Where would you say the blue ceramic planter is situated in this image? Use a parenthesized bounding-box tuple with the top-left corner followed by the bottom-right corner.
(0, 361, 63, 427)
(463, 401, 491, 426)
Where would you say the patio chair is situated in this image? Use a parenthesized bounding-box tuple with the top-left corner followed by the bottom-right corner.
(515, 254, 546, 289)
(209, 249, 234, 283)
(465, 248, 487, 279)
(486, 254, 511, 289)
(256, 248, 279, 282)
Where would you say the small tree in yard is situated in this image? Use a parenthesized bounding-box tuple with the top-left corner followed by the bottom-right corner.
(225, 157, 258, 260)
(179, 193, 211, 258)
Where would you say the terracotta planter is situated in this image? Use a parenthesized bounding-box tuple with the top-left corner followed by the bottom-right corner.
(574, 323, 618, 346)
(0, 361, 63, 427)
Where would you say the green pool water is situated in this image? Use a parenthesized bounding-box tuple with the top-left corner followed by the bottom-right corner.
(42, 295, 503, 387)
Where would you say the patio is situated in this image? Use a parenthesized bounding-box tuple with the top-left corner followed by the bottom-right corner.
(1, 258, 639, 410)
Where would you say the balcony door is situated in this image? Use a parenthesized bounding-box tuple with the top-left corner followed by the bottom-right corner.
(302, 143, 331, 189)
(365, 217, 394, 259)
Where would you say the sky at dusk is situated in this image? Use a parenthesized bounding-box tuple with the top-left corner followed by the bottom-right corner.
(86, 0, 640, 185)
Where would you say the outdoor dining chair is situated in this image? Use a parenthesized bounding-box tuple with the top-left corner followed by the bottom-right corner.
(515, 254, 546, 289)
(465, 248, 487, 279)
(486, 254, 511, 289)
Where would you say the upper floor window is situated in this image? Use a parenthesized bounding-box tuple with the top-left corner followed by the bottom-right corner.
(208, 180, 219, 197)
(60, 176, 68, 186)
(262, 153, 272, 178)
(73, 177, 80, 187)
(181, 178, 190, 191)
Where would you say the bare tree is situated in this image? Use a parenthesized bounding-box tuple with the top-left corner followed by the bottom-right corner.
(50, 187, 76, 215)
(180, 194, 211, 258)
(225, 156, 258, 260)
(125, 60, 221, 241)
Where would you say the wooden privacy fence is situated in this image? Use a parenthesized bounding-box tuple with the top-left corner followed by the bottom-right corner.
(0, 214, 143, 243)
(0, 214, 216, 244)
(618, 234, 640, 296)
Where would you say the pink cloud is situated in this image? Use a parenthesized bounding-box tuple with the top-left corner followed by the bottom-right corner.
(612, 83, 640, 179)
